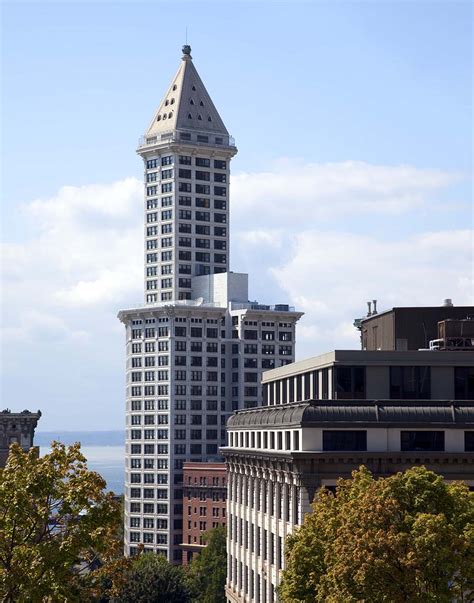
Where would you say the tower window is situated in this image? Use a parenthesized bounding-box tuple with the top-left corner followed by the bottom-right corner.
(163, 114, 167, 120)
(168, 112, 172, 118)
(165, 100, 169, 106)
(190, 99, 195, 105)
(156, 115, 161, 121)
(170, 98, 175, 104)
(200, 100, 204, 106)
(173, 84, 177, 90)
(208, 116, 212, 121)
(192, 85, 196, 91)
(188, 113, 192, 119)
(198, 114, 202, 120)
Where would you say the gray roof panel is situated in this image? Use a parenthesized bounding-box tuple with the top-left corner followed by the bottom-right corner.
(227, 400, 474, 429)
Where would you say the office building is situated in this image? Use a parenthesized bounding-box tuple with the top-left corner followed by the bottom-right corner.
(223, 349, 474, 602)
(118, 46, 302, 561)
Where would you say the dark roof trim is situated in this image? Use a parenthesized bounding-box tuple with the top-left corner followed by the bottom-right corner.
(226, 400, 474, 429)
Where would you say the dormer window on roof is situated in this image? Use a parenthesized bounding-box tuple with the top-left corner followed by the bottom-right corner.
(173, 84, 177, 91)
(168, 112, 172, 118)
(163, 114, 167, 120)
(198, 114, 202, 120)
(190, 99, 195, 105)
(170, 98, 175, 104)
(157, 115, 161, 121)
(188, 113, 192, 119)
(165, 100, 169, 106)
(200, 100, 204, 106)
(208, 116, 212, 122)
(192, 85, 196, 91)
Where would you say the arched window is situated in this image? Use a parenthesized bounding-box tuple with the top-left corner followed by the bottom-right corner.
(157, 115, 161, 121)
(168, 112, 172, 119)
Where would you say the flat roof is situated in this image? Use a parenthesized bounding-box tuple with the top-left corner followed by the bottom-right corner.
(262, 349, 474, 382)
(359, 306, 474, 324)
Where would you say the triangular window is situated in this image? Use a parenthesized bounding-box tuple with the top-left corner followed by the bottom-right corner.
(190, 99, 195, 105)
(192, 85, 196, 91)
(188, 113, 192, 119)
(197, 114, 202, 120)
(207, 116, 212, 122)
(199, 101, 204, 106)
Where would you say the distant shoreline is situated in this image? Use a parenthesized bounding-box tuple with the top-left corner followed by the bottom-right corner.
(35, 431, 124, 446)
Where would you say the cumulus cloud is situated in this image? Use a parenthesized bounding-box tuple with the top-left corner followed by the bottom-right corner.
(271, 229, 473, 356)
(231, 159, 462, 227)
(1, 160, 471, 428)
(3, 178, 143, 335)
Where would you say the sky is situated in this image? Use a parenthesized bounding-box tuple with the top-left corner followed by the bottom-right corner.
(1, 0, 473, 431)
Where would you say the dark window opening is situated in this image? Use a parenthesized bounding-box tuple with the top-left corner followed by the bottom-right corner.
(323, 430, 367, 451)
(335, 366, 366, 399)
(400, 431, 444, 451)
(390, 366, 431, 399)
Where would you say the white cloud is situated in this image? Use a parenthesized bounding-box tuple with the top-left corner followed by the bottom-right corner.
(231, 159, 462, 227)
(3, 178, 143, 332)
(271, 229, 473, 357)
(1, 161, 471, 428)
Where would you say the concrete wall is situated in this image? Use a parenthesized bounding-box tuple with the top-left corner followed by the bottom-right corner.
(192, 272, 249, 305)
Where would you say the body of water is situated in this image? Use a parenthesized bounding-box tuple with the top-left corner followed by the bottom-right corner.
(40, 445, 125, 494)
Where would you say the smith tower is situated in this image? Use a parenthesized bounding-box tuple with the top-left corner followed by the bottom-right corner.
(139, 44, 236, 303)
(119, 46, 303, 563)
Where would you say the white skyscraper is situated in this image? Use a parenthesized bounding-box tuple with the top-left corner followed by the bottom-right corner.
(118, 45, 303, 562)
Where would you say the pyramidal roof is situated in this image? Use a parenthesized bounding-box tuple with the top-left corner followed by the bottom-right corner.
(145, 45, 229, 139)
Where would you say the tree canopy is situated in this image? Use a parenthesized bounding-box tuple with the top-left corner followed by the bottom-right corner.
(115, 553, 193, 603)
(279, 465, 474, 603)
(0, 442, 121, 602)
(188, 525, 227, 603)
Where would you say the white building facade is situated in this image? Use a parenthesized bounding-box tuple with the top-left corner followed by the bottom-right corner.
(118, 46, 303, 562)
(223, 350, 474, 602)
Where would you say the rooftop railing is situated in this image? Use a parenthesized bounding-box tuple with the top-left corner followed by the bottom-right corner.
(138, 129, 236, 150)
(230, 302, 296, 312)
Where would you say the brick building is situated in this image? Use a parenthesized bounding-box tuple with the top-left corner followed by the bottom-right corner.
(181, 461, 227, 564)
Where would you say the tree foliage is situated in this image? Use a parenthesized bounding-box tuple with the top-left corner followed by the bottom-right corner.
(0, 442, 121, 602)
(115, 553, 192, 603)
(280, 465, 474, 603)
(188, 526, 227, 603)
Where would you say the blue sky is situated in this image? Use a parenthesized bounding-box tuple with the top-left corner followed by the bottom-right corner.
(1, 1, 472, 430)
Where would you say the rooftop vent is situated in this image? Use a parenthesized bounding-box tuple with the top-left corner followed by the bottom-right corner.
(443, 298, 454, 307)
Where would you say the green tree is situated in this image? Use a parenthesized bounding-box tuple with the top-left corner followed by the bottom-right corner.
(280, 466, 474, 603)
(188, 526, 227, 603)
(0, 441, 121, 602)
(116, 553, 192, 602)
